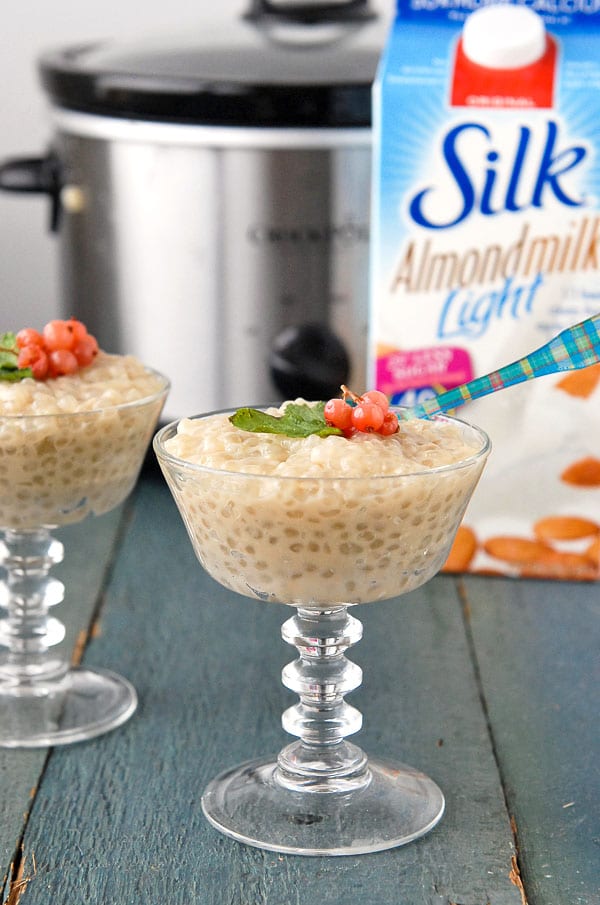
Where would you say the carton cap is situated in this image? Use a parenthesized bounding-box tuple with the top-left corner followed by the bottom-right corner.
(462, 5, 546, 70)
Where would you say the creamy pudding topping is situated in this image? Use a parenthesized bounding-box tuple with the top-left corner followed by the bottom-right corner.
(0, 352, 164, 415)
(168, 405, 481, 476)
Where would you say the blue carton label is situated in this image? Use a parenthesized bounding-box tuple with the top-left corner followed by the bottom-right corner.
(370, 2, 600, 579)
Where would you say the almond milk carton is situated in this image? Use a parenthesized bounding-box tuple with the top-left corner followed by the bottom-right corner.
(370, 1, 600, 579)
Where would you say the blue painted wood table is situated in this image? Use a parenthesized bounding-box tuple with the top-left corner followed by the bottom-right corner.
(1, 471, 598, 905)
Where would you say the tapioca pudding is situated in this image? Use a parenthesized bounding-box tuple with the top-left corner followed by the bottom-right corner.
(0, 352, 168, 529)
(157, 405, 489, 607)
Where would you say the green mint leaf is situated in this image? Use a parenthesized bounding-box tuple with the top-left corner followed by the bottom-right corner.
(230, 402, 343, 438)
(0, 366, 33, 382)
(0, 333, 34, 381)
(0, 332, 19, 367)
(0, 351, 18, 370)
(0, 332, 18, 351)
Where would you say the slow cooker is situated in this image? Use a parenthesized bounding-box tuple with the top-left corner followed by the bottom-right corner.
(0, 0, 386, 420)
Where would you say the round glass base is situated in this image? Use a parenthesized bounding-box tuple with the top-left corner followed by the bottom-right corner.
(202, 756, 445, 856)
(0, 667, 137, 748)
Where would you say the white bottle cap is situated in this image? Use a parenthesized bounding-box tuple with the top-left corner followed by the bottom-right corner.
(462, 5, 547, 70)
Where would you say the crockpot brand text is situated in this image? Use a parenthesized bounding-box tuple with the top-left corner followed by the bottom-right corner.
(247, 221, 369, 246)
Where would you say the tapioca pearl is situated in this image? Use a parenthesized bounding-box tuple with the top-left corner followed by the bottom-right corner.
(307, 541, 320, 553)
(108, 444, 126, 458)
(187, 503, 200, 518)
(286, 510, 303, 519)
(289, 543, 303, 553)
(321, 569, 335, 579)
(284, 527, 299, 538)
(340, 541, 363, 555)
(291, 486, 312, 501)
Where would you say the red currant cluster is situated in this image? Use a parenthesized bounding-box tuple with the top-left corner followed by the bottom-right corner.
(324, 387, 399, 437)
(16, 319, 99, 380)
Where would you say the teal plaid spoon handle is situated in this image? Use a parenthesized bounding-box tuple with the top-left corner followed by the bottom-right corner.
(402, 313, 600, 420)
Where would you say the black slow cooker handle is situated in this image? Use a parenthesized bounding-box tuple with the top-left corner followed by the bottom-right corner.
(245, 0, 376, 23)
(0, 152, 63, 232)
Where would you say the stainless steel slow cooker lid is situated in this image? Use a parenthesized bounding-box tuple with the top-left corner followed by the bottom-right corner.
(39, 0, 385, 127)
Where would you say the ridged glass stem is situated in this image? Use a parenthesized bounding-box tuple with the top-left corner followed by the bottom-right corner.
(0, 529, 68, 686)
(276, 606, 370, 793)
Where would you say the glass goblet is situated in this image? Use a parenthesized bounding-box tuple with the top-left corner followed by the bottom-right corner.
(154, 410, 490, 855)
(0, 371, 169, 747)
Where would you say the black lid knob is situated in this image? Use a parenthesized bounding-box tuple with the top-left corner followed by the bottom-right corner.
(245, 0, 376, 24)
(270, 323, 350, 400)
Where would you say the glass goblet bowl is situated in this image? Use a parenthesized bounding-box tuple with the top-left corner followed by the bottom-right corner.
(0, 369, 169, 747)
(154, 409, 490, 855)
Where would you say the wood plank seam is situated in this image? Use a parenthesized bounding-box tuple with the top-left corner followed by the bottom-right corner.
(4, 847, 36, 905)
(1, 771, 46, 905)
(456, 577, 530, 905)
